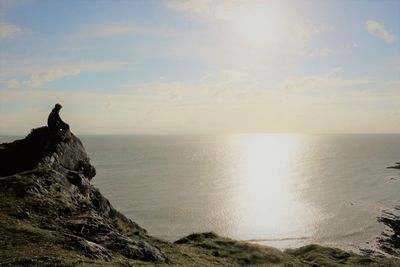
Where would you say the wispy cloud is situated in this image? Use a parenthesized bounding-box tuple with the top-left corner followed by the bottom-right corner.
(1, 76, 399, 134)
(167, 0, 233, 20)
(0, 22, 22, 40)
(292, 23, 333, 47)
(29, 68, 81, 87)
(366, 20, 395, 44)
(1, 63, 122, 88)
(281, 67, 373, 91)
(72, 23, 174, 39)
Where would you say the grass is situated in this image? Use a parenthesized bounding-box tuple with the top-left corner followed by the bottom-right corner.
(175, 232, 291, 265)
(1, 169, 400, 266)
(170, 232, 400, 266)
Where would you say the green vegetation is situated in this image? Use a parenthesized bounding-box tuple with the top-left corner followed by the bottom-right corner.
(169, 233, 400, 267)
(3, 168, 400, 266)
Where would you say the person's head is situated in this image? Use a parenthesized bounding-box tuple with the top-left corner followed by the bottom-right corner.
(54, 103, 62, 111)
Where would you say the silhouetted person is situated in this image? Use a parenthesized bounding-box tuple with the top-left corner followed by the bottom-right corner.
(48, 103, 69, 132)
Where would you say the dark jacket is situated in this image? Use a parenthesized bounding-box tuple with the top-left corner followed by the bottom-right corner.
(48, 108, 69, 131)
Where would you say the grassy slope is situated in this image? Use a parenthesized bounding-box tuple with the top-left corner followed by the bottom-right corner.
(1, 169, 400, 266)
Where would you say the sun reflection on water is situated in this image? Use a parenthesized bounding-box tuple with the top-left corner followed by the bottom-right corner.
(230, 134, 316, 246)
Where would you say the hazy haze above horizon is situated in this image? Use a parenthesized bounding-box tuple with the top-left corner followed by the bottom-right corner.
(0, 0, 399, 134)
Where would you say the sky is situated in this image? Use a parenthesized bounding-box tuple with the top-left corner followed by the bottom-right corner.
(0, 0, 399, 134)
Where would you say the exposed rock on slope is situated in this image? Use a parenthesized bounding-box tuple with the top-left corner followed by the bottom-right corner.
(0, 127, 165, 264)
(378, 207, 400, 256)
(379, 163, 400, 256)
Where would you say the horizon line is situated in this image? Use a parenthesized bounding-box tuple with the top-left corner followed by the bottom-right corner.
(2, 132, 400, 136)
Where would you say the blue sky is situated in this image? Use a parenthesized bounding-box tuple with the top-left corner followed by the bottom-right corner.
(0, 0, 399, 134)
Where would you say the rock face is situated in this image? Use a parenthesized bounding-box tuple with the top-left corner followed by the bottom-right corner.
(378, 207, 400, 256)
(0, 126, 95, 179)
(0, 127, 165, 263)
(379, 164, 400, 256)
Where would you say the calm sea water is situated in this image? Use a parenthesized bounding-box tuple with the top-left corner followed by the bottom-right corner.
(2, 134, 400, 252)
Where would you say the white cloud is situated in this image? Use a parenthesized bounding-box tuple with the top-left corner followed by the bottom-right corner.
(167, 0, 233, 20)
(366, 20, 395, 44)
(1, 79, 21, 88)
(72, 23, 174, 39)
(29, 68, 81, 87)
(1, 68, 81, 88)
(0, 63, 122, 88)
(0, 22, 22, 40)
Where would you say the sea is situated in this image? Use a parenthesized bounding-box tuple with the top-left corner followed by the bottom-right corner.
(2, 134, 400, 253)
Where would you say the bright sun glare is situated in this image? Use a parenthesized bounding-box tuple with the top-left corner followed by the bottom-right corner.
(231, 134, 315, 242)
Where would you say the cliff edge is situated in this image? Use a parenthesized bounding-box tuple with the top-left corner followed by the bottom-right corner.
(0, 127, 165, 265)
(0, 127, 399, 266)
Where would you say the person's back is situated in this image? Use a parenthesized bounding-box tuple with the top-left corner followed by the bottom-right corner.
(47, 103, 69, 132)
(47, 108, 59, 130)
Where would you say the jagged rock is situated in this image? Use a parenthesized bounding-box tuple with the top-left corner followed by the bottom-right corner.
(0, 127, 94, 179)
(90, 188, 114, 217)
(378, 208, 400, 256)
(66, 236, 111, 260)
(387, 162, 400, 169)
(0, 127, 166, 263)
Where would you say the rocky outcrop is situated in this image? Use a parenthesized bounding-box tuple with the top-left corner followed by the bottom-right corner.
(387, 162, 400, 169)
(0, 126, 96, 179)
(378, 207, 400, 256)
(0, 127, 165, 263)
(379, 164, 400, 256)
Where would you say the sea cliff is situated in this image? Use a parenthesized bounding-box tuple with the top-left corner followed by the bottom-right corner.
(0, 127, 399, 266)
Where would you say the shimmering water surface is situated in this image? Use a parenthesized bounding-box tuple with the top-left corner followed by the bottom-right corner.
(3, 134, 400, 251)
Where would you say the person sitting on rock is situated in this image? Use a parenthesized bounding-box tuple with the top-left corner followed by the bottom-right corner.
(48, 103, 70, 132)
